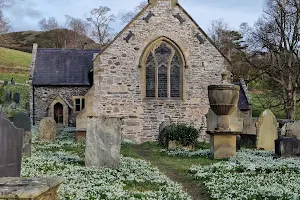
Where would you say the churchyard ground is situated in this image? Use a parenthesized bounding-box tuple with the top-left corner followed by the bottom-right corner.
(18, 127, 300, 200)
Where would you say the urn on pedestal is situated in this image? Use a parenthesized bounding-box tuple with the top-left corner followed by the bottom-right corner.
(207, 73, 241, 159)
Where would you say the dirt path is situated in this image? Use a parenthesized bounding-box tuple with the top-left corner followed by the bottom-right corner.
(132, 145, 208, 200)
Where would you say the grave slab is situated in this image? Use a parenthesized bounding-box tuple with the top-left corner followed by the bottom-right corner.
(0, 177, 63, 200)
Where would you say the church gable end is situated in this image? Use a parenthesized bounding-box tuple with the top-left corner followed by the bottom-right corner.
(93, 0, 227, 143)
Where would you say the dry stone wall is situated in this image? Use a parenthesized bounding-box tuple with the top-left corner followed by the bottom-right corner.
(33, 86, 90, 126)
(93, 0, 227, 143)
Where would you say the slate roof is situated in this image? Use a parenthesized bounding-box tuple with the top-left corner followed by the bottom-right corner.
(33, 49, 100, 86)
(233, 81, 252, 111)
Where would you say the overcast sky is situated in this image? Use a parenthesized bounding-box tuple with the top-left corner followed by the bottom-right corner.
(3, 0, 264, 33)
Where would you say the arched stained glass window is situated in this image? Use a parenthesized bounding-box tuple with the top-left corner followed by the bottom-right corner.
(145, 40, 183, 99)
(170, 53, 181, 98)
(158, 65, 168, 98)
(146, 52, 156, 98)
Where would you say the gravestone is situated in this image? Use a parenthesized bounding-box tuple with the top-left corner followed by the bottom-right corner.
(0, 117, 24, 177)
(39, 117, 56, 141)
(13, 93, 20, 104)
(281, 122, 300, 140)
(86, 116, 122, 168)
(13, 112, 31, 157)
(275, 137, 300, 157)
(3, 80, 8, 86)
(158, 117, 171, 146)
(5, 90, 11, 102)
(256, 109, 278, 150)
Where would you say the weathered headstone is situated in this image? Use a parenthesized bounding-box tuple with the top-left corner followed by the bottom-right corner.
(3, 80, 8, 86)
(38, 117, 56, 141)
(13, 112, 31, 157)
(158, 117, 171, 147)
(256, 109, 278, 150)
(86, 116, 122, 168)
(275, 137, 300, 157)
(13, 93, 20, 104)
(0, 117, 24, 177)
(281, 122, 300, 140)
(5, 90, 11, 102)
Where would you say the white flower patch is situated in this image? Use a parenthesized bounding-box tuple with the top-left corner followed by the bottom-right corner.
(165, 148, 210, 157)
(22, 130, 191, 199)
(190, 149, 300, 200)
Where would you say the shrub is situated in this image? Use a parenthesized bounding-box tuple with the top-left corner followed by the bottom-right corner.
(159, 124, 199, 148)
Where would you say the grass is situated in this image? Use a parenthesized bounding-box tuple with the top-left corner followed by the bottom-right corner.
(0, 73, 29, 83)
(0, 47, 31, 68)
(121, 142, 217, 199)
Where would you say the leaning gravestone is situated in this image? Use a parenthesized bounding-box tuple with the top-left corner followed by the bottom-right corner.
(38, 117, 56, 141)
(275, 137, 300, 157)
(3, 80, 8, 86)
(256, 109, 278, 150)
(5, 90, 11, 102)
(13, 93, 20, 104)
(13, 112, 31, 157)
(0, 117, 24, 177)
(86, 116, 122, 168)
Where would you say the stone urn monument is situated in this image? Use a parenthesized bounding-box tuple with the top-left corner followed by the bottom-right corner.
(207, 73, 241, 159)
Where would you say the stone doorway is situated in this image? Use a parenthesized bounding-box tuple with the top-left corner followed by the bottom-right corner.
(54, 103, 63, 124)
(48, 95, 71, 127)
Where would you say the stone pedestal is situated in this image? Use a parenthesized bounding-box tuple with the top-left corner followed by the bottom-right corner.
(85, 116, 122, 168)
(208, 131, 240, 159)
(0, 177, 63, 200)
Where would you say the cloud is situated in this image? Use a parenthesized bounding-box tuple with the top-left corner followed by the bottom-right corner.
(3, 0, 264, 33)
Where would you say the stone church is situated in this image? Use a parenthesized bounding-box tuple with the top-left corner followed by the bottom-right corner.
(30, 0, 251, 142)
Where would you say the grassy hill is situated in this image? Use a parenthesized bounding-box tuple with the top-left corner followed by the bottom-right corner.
(0, 47, 31, 83)
(0, 47, 31, 68)
(0, 29, 98, 51)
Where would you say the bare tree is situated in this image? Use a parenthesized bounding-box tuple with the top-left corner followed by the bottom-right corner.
(38, 17, 59, 31)
(208, 19, 251, 80)
(65, 15, 91, 47)
(242, 0, 300, 119)
(0, 10, 9, 33)
(0, 0, 13, 34)
(87, 6, 115, 46)
(121, 1, 147, 24)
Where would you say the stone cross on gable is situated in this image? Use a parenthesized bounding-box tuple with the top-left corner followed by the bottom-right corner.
(148, 0, 178, 8)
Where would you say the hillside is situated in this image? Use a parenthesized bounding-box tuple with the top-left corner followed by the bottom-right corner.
(0, 47, 31, 83)
(0, 29, 99, 52)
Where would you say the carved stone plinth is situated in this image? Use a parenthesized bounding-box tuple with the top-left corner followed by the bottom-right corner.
(0, 177, 63, 200)
(207, 131, 240, 159)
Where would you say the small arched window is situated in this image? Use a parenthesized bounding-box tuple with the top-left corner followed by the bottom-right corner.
(144, 40, 183, 99)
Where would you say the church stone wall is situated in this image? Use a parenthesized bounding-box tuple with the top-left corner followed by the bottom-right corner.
(93, 0, 227, 143)
(33, 86, 90, 126)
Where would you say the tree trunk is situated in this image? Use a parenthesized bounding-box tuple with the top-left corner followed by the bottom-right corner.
(285, 88, 297, 120)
